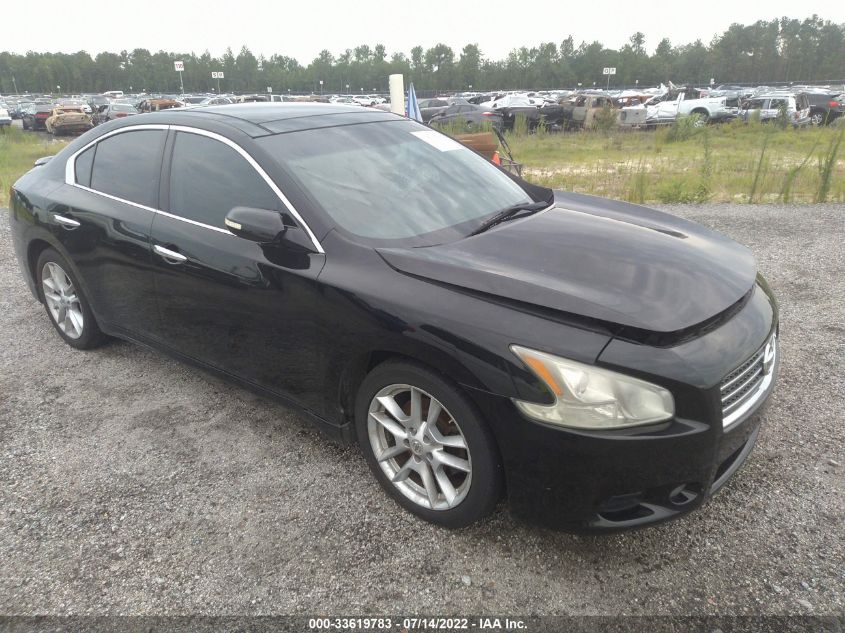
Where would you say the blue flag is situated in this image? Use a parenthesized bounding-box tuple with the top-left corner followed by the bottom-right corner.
(406, 82, 422, 122)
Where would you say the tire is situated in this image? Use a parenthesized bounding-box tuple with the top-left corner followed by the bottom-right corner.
(692, 112, 710, 127)
(36, 249, 107, 350)
(809, 112, 825, 126)
(355, 360, 503, 528)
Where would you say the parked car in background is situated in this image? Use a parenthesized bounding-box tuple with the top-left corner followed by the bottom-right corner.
(12, 101, 35, 119)
(23, 104, 55, 131)
(739, 93, 811, 127)
(0, 105, 12, 127)
(58, 99, 92, 115)
(417, 98, 450, 122)
(803, 92, 844, 126)
(138, 98, 182, 112)
(45, 106, 94, 136)
(428, 103, 503, 130)
(198, 96, 234, 106)
(93, 103, 139, 124)
(619, 86, 738, 127)
(569, 95, 618, 129)
(482, 94, 543, 130)
(87, 95, 111, 112)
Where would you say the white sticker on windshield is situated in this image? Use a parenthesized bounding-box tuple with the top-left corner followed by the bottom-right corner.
(411, 130, 464, 152)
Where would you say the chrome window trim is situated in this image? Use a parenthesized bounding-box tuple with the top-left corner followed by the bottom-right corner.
(168, 125, 324, 253)
(63, 123, 325, 253)
(64, 123, 169, 185)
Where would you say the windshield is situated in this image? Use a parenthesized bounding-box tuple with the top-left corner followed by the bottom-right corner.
(258, 119, 533, 246)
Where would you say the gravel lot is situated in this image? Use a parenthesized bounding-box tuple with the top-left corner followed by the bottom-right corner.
(1, 204, 843, 617)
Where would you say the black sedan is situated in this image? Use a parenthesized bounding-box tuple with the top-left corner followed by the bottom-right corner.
(9, 104, 779, 531)
(22, 104, 54, 131)
(804, 92, 844, 126)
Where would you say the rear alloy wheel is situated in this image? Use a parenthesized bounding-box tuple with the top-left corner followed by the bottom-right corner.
(356, 361, 502, 528)
(42, 262, 84, 339)
(810, 112, 824, 126)
(36, 249, 107, 349)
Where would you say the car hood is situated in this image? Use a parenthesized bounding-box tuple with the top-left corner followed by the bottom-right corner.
(376, 191, 757, 334)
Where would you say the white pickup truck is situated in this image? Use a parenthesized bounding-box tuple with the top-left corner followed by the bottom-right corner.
(619, 87, 739, 127)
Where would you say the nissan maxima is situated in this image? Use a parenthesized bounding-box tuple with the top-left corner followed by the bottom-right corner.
(9, 104, 779, 531)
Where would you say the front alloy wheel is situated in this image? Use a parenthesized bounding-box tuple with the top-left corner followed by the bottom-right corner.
(356, 361, 502, 528)
(368, 384, 472, 510)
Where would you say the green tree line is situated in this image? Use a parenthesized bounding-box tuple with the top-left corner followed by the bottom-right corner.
(1, 15, 843, 95)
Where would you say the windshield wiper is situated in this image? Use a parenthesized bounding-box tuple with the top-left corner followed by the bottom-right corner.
(468, 200, 550, 237)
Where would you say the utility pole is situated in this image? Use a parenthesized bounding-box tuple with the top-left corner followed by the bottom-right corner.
(12, 75, 19, 93)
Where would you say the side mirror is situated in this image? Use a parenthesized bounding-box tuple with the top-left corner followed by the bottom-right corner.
(224, 206, 287, 242)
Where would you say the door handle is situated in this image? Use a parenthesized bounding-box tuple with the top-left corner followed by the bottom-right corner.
(53, 214, 81, 229)
(153, 244, 188, 264)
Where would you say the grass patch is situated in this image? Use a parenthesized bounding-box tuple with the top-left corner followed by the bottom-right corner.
(0, 127, 68, 198)
(506, 122, 845, 203)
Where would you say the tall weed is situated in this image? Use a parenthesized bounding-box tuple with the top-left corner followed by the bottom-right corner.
(816, 125, 844, 203)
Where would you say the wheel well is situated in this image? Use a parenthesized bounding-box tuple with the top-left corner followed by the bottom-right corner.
(690, 108, 709, 116)
(340, 350, 476, 429)
(27, 239, 52, 299)
(345, 349, 508, 497)
(339, 351, 420, 425)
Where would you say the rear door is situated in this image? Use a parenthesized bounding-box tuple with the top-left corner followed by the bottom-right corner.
(149, 128, 326, 406)
(53, 127, 167, 338)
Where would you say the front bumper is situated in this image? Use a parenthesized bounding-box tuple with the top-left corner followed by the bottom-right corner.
(472, 282, 778, 532)
(474, 385, 771, 532)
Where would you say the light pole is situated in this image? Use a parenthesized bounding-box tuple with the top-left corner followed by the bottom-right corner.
(12, 75, 18, 93)
(345, 83, 349, 94)
(319, 79, 323, 96)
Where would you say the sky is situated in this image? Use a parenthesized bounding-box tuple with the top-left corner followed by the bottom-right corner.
(4, 0, 844, 61)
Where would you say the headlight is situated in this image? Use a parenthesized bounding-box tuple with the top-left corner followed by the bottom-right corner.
(511, 345, 675, 429)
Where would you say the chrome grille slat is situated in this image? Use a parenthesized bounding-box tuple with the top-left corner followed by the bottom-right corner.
(721, 365, 763, 404)
(721, 349, 765, 391)
(720, 333, 777, 429)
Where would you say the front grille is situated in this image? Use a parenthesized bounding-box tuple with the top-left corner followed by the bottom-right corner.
(720, 334, 776, 428)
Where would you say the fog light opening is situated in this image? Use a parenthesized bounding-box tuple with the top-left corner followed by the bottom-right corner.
(669, 484, 699, 506)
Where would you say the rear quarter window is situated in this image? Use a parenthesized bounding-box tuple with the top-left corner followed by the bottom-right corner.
(74, 146, 95, 188)
(90, 130, 166, 208)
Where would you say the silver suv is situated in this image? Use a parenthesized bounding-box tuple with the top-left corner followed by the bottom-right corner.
(740, 93, 811, 126)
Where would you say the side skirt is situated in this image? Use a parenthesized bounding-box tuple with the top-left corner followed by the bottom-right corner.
(100, 323, 355, 445)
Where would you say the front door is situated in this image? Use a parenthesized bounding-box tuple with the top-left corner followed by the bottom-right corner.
(149, 128, 327, 411)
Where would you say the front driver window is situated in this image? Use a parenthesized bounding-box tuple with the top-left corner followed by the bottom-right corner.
(168, 132, 280, 228)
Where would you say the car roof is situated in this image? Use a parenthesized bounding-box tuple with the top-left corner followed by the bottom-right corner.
(129, 102, 401, 137)
(195, 102, 376, 122)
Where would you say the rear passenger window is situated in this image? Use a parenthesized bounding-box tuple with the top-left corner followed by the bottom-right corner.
(168, 132, 279, 228)
(75, 146, 95, 188)
(90, 130, 166, 208)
